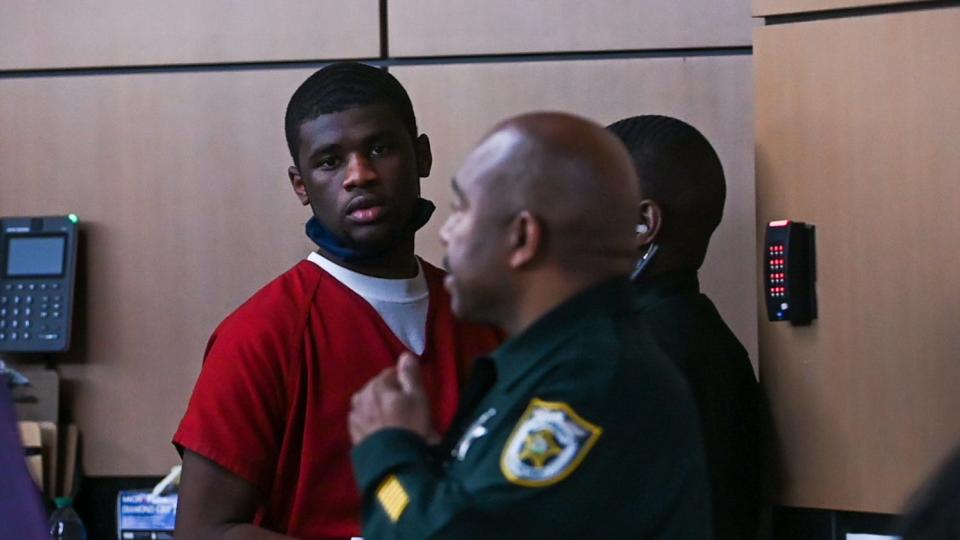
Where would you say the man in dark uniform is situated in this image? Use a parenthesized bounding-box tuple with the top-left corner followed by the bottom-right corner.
(608, 115, 764, 540)
(348, 112, 711, 539)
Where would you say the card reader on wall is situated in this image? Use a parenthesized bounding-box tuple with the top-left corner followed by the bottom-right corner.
(0, 215, 79, 352)
(765, 220, 816, 324)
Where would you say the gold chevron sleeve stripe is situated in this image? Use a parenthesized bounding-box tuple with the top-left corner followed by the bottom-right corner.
(376, 474, 410, 523)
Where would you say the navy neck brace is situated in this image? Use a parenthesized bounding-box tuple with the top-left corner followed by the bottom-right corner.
(305, 198, 436, 263)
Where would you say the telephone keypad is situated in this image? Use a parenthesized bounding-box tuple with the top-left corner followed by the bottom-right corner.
(0, 280, 68, 346)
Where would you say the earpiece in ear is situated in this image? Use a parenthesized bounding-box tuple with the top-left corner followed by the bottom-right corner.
(636, 224, 649, 234)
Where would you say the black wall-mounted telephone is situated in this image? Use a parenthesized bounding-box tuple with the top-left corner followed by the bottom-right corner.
(0, 215, 79, 352)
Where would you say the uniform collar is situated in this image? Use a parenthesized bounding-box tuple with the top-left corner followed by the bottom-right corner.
(490, 276, 635, 391)
(632, 270, 700, 309)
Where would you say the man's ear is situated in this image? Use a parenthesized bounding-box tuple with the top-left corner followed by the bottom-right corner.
(415, 134, 433, 178)
(636, 199, 663, 250)
(507, 210, 542, 269)
(289, 166, 310, 206)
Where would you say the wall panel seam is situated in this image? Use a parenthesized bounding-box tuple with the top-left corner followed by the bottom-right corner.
(379, 0, 389, 59)
(761, 0, 960, 25)
(0, 46, 753, 80)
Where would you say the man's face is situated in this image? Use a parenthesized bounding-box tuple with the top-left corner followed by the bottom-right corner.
(440, 138, 512, 323)
(289, 104, 430, 253)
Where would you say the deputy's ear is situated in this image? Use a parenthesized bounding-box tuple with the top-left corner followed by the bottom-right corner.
(415, 134, 433, 178)
(289, 166, 310, 206)
(508, 210, 542, 269)
(636, 199, 662, 250)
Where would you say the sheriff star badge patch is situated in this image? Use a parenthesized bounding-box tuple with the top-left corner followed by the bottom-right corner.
(500, 398, 602, 487)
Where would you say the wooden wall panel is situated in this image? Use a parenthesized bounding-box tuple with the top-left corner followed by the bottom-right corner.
(755, 7, 960, 512)
(753, 0, 930, 17)
(0, 1, 379, 70)
(397, 57, 758, 363)
(0, 68, 322, 474)
(388, 0, 755, 57)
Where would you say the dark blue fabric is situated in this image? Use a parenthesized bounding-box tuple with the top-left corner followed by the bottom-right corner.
(0, 382, 49, 540)
(305, 198, 435, 262)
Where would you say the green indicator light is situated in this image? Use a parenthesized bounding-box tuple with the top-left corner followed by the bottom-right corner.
(68, 213, 79, 224)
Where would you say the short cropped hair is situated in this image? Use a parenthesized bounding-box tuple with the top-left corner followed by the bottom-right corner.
(284, 62, 418, 167)
(607, 115, 726, 267)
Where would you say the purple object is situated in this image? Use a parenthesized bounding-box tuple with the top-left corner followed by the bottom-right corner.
(0, 382, 49, 540)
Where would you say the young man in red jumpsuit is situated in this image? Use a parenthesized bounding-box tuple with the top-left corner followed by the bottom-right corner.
(173, 62, 501, 540)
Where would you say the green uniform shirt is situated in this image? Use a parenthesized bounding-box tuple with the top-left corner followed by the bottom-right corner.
(352, 277, 711, 539)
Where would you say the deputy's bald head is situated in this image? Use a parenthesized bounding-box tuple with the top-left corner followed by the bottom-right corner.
(459, 112, 639, 275)
(442, 112, 640, 331)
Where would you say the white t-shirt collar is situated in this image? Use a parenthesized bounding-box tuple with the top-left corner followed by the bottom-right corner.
(306, 251, 428, 303)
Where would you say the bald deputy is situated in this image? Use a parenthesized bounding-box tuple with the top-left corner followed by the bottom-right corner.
(347, 112, 711, 539)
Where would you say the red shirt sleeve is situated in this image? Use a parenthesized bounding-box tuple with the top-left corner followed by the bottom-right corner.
(173, 311, 291, 494)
